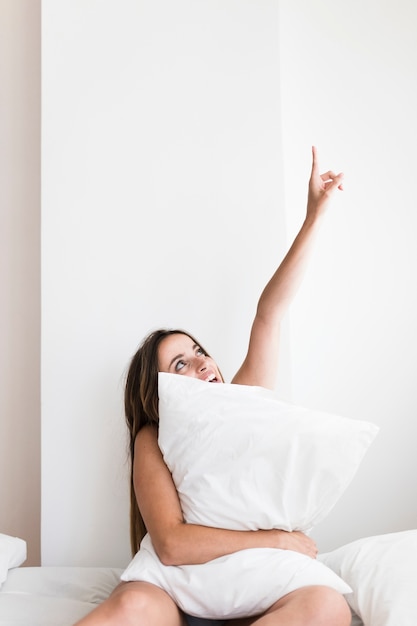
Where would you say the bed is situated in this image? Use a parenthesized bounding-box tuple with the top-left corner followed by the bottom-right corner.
(1, 529, 417, 626)
(0, 565, 123, 626)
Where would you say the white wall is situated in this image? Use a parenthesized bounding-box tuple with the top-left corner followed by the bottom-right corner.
(41, 0, 417, 567)
(42, 0, 285, 566)
(279, 0, 417, 550)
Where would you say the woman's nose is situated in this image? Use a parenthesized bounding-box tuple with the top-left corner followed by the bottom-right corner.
(196, 356, 207, 372)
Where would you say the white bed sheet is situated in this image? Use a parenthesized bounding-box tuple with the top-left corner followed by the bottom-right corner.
(0, 565, 364, 626)
(0, 566, 123, 626)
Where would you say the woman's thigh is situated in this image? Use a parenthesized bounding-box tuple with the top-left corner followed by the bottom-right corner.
(227, 586, 350, 626)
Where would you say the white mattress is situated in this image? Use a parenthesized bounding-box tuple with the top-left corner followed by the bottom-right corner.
(0, 566, 123, 626)
(0, 565, 363, 626)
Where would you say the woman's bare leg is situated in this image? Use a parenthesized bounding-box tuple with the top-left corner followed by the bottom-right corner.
(229, 586, 351, 626)
(73, 581, 186, 626)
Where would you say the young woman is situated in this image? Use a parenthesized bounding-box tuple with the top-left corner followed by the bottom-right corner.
(74, 147, 351, 626)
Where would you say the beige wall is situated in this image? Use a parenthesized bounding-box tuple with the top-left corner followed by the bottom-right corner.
(0, 0, 41, 566)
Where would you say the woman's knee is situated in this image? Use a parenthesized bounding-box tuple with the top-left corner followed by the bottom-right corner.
(269, 585, 351, 626)
(112, 582, 151, 615)
(301, 586, 351, 625)
(110, 581, 184, 623)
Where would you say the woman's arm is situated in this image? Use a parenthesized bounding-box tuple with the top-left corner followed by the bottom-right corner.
(134, 426, 317, 566)
(232, 146, 343, 390)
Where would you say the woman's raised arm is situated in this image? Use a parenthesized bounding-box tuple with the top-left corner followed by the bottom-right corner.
(232, 146, 344, 390)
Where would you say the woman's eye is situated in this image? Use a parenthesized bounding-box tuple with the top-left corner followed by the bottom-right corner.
(196, 347, 205, 356)
(175, 360, 186, 371)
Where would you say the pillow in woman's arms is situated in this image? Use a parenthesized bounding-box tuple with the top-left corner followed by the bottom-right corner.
(122, 533, 352, 619)
(157, 373, 379, 532)
(122, 374, 377, 618)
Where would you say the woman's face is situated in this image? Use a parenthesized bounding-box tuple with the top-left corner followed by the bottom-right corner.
(158, 333, 222, 383)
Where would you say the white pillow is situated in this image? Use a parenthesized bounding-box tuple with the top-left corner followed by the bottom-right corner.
(319, 529, 417, 626)
(158, 374, 378, 532)
(123, 532, 352, 619)
(122, 375, 378, 619)
(0, 534, 27, 586)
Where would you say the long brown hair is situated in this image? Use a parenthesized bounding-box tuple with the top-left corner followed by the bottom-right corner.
(124, 328, 212, 555)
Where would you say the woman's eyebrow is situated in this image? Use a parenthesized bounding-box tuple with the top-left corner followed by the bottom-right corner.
(168, 353, 184, 369)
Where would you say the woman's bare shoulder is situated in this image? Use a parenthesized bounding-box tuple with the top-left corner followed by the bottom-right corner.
(134, 423, 160, 454)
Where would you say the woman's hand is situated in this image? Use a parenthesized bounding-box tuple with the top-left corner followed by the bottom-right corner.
(307, 145, 344, 220)
(269, 529, 318, 559)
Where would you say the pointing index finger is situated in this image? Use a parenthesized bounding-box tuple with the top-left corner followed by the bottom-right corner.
(311, 145, 319, 175)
